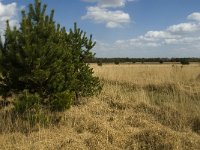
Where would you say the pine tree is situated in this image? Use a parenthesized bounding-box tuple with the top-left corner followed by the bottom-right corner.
(0, 0, 101, 113)
(66, 23, 101, 104)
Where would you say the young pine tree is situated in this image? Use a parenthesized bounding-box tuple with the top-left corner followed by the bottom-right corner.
(0, 0, 101, 113)
(66, 23, 102, 104)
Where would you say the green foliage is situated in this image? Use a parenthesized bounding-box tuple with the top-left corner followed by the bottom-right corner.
(114, 61, 120, 65)
(141, 58, 145, 64)
(50, 91, 74, 111)
(159, 60, 164, 64)
(0, 0, 101, 115)
(180, 59, 190, 65)
(14, 90, 41, 114)
(97, 61, 103, 66)
(14, 90, 49, 126)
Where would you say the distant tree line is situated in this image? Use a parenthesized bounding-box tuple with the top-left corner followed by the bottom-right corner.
(87, 57, 200, 64)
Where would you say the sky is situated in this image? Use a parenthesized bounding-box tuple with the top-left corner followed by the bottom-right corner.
(1, 0, 200, 58)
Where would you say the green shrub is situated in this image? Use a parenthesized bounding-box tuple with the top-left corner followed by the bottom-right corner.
(14, 90, 41, 115)
(0, 0, 101, 117)
(114, 61, 120, 65)
(50, 91, 74, 111)
(180, 59, 190, 65)
(97, 61, 103, 66)
(14, 90, 49, 126)
(159, 60, 164, 64)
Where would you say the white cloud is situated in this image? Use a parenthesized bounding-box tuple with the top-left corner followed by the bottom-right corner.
(187, 12, 200, 22)
(167, 22, 200, 33)
(163, 37, 200, 45)
(98, 0, 126, 8)
(82, 0, 135, 28)
(115, 37, 161, 49)
(164, 38, 178, 44)
(0, 2, 18, 36)
(95, 35, 200, 57)
(82, 6, 130, 28)
(82, 0, 136, 8)
(144, 31, 179, 39)
(0, 2, 16, 17)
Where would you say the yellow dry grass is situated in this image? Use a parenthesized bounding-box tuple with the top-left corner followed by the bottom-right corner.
(0, 63, 200, 150)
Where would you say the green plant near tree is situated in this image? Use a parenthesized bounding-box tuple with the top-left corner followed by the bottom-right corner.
(0, 0, 101, 117)
(97, 60, 103, 66)
(114, 61, 120, 65)
(180, 59, 190, 65)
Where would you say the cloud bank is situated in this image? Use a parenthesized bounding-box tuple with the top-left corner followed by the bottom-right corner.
(94, 12, 200, 57)
(82, 6, 130, 28)
(82, 0, 134, 28)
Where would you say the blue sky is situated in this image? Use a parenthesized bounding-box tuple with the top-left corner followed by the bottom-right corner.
(1, 0, 200, 57)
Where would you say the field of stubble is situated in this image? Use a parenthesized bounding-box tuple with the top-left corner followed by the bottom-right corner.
(0, 63, 200, 150)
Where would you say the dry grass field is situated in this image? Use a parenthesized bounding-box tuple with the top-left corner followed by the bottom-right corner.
(0, 63, 200, 150)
